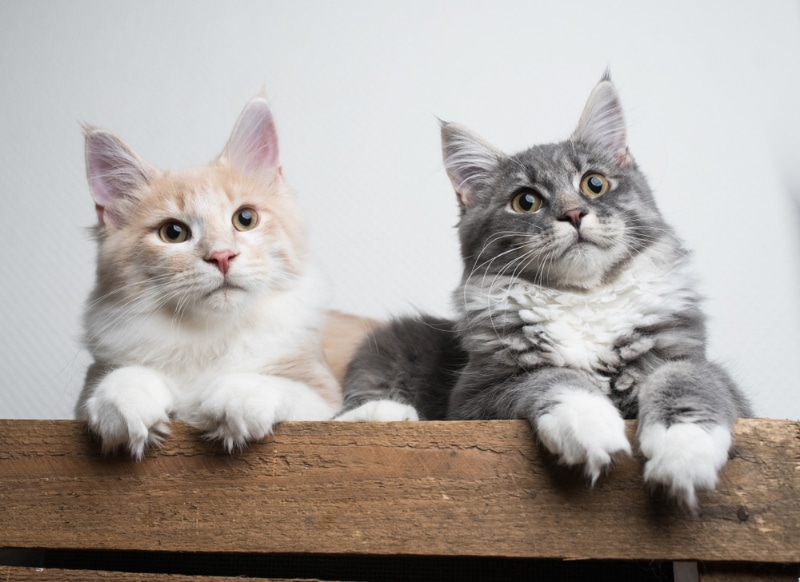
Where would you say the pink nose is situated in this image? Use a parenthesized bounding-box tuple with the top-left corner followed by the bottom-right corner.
(206, 250, 237, 275)
(559, 208, 588, 230)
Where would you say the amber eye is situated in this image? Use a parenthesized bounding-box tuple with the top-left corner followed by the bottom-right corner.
(580, 173, 610, 198)
(158, 221, 191, 243)
(511, 191, 542, 214)
(233, 207, 259, 231)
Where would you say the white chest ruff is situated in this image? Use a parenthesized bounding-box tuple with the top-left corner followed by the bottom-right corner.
(465, 253, 698, 390)
(86, 267, 327, 396)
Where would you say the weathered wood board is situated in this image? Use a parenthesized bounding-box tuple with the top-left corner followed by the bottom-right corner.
(0, 567, 308, 582)
(0, 419, 797, 564)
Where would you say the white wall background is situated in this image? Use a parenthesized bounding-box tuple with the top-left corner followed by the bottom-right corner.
(1, 0, 798, 420)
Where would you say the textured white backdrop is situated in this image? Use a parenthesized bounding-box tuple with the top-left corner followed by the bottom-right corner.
(0, 1, 798, 420)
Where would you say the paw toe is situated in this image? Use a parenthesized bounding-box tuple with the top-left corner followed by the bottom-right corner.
(336, 400, 420, 422)
(639, 422, 732, 512)
(536, 390, 629, 483)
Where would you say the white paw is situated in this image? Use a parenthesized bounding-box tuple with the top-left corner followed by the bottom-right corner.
(335, 400, 420, 422)
(188, 373, 334, 451)
(535, 389, 631, 484)
(84, 366, 174, 459)
(639, 422, 731, 512)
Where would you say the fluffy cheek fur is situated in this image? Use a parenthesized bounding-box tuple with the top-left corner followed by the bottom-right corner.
(93, 172, 307, 318)
(96, 225, 219, 317)
(518, 214, 630, 289)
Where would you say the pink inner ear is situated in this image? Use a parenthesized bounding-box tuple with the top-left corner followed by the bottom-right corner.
(88, 159, 115, 223)
(87, 146, 117, 226)
(226, 98, 280, 174)
(85, 130, 152, 228)
(572, 81, 628, 162)
(455, 189, 477, 210)
(441, 124, 498, 210)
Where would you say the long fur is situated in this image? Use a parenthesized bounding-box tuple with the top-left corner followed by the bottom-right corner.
(339, 77, 752, 513)
(77, 97, 340, 457)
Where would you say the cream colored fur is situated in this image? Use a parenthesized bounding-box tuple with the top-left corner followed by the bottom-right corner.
(77, 96, 343, 457)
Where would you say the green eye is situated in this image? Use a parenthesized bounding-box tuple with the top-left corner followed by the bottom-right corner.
(580, 173, 609, 198)
(158, 221, 191, 243)
(511, 191, 542, 214)
(233, 207, 259, 231)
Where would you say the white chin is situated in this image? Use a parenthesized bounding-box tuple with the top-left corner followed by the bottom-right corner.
(202, 287, 247, 311)
(551, 246, 608, 288)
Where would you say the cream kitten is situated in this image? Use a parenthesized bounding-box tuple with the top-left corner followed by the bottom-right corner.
(76, 96, 340, 458)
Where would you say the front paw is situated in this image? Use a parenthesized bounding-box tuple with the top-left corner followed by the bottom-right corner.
(639, 422, 731, 513)
(83, 366, 174, 459)
(535, 389, 631, 484)
(188, 374, 331, 451)
(335, 400, 420, 422)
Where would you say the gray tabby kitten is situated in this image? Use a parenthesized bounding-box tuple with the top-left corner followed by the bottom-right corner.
(338, 75, 752, 512)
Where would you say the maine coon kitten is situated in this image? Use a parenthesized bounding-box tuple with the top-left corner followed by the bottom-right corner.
(76, 96, 341, 458)
(339, 76, 752, 511)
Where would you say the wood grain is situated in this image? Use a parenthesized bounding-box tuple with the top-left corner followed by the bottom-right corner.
(0, 566, 311, 582)
(0, 419, 797, 563)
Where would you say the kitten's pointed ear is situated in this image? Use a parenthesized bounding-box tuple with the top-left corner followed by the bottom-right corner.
(221, 96, 280, 176)
(84, 126, 155, 227)
(571, 77, 630, 166)
(441, 121, 502, 209)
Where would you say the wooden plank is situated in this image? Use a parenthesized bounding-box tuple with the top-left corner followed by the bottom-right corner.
(0, 419, 797, 563)
(0, 566, 312, 582)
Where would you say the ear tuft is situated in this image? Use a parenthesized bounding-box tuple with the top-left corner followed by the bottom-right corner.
(441, 122, 502, 209)
(571, 77, 629, 165)
(221, 96, 280, 176)
(84, 127, 154, 226)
